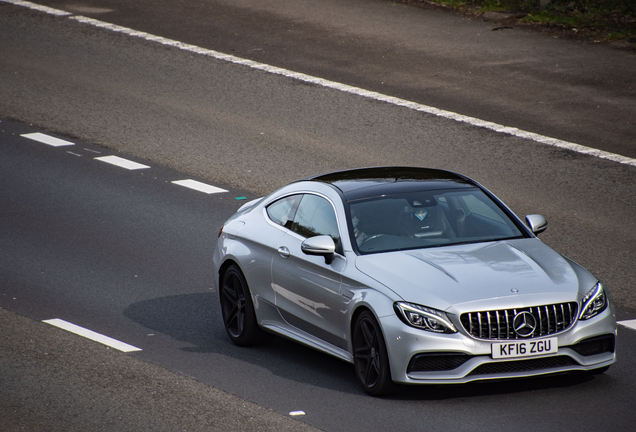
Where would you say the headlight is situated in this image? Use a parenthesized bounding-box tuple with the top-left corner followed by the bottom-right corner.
(394, 302, 457, 333)
(579, 282, 607, 320)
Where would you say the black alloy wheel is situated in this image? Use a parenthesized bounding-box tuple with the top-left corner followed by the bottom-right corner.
(353, 310, 393, 396)
(220, 264, 271, 346)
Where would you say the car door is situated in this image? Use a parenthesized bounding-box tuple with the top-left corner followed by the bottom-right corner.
(271, 193, 348, 350)
(235, 193, 302, 307)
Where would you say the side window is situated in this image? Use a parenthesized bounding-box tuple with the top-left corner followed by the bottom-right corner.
(291, 194, 340, 246)
(461, 193, 507, 224)
(266, 195, 301, 229)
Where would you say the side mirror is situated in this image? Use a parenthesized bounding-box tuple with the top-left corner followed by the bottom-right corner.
(301, 235, 336, 264)
(525, 214, 547, 235)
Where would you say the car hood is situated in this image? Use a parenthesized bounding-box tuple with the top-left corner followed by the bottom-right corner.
(355, 239, 594, 312)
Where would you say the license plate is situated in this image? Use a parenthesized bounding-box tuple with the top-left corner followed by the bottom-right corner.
(491, 337, 558, 359)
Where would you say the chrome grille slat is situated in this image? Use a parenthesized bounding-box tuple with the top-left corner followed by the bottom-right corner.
(477, 313, 483, 338)
(528, 307, 534, 337)
(505, 310, 510, 339)
(560, 304, 566, 330)
(495, 310, 501, 339)
(460, 302, 579, 340)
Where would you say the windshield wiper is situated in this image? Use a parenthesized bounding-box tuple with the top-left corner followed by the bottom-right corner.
(446, 236, 524, 247)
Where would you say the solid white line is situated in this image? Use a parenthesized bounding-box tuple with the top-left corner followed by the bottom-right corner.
(95, 155, 150, 170)
(618, 320, 636, 331)
(1, 0, 71, 16)
(66, 16, 636, 168)
(172, 179, 228, 194)
(21, 132, 75, 147)
(6, 1, 636, 168)
(43, 318, 142, 352)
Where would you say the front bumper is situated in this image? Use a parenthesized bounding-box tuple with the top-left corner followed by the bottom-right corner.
(380, 305, 616, 385)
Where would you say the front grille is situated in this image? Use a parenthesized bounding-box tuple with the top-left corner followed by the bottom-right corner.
(460, 302, 578, 340)
(408, 353, 471, 373)
(569, 335, 615, 356)
(468, 356, 579, 376)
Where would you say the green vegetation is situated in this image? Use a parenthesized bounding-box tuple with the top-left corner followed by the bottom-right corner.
(396, 0, 636, 43)
(472, 0, 537, 10)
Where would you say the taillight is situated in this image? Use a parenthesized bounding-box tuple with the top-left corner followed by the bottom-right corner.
(218, 226, 223, 238)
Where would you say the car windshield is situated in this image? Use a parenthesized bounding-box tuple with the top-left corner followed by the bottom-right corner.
(349, 188, 525, 254)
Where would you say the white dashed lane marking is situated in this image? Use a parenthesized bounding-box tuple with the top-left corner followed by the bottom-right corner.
(21, 132, 75, 147)
(43, 318, 142, 352)
(172, 179, 228, 194)
(19, 132, 229, 194)
(95, 155, 150, 170)
(618, 320, 636, 331)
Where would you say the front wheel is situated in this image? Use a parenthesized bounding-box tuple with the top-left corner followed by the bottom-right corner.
(352, 310, 394, 396)
(219, 264, 272, 346)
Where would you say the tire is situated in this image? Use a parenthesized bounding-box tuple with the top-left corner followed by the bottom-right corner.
(219, 264, 272, 346)
(352, 310, 394, 396)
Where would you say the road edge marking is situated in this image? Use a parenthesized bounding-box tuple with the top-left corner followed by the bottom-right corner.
(43, 318, 142, 352)
(68, 16, 636, 168)
(4, 0, 636, 168)
(1, 0, 71, 16)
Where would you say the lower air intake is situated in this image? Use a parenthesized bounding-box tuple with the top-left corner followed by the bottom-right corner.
(468, 356, 579, 376)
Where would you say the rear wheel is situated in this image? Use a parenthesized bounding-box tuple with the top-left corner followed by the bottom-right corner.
(220, 264, 272, 346)
(352, 310, 393, 396)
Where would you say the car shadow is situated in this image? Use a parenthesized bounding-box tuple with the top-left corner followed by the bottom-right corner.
(123, 292, 360, 393)
(389, 371, 601, 401)
(123, 292, 607, 399)
(124, 292, 222, 349)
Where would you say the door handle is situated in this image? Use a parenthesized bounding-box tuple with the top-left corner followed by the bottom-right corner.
(277, 246, 290, 258)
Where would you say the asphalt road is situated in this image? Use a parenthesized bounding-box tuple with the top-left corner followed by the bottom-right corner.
(2, 120, 636, 432)
(7, 0, 636, 159)
(1, 0, 635, 430)
(0, 308, 321, 432)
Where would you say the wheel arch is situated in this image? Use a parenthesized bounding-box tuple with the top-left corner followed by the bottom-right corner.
(349, 302, 392, 354)
(217, 258, 242, 298)
(348, 287, 398, 346)
(218, 258, 240, 280)
(350, 304, 396, 395)
(350, 304, 373, 341)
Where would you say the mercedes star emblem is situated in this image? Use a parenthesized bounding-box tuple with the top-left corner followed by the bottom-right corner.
(513, 311, 537, 338)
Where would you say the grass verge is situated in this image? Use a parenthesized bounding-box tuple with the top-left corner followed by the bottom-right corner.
(394, 0, 636, 45)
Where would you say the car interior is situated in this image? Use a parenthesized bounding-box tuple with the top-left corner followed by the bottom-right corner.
(351, 189, 522, 253)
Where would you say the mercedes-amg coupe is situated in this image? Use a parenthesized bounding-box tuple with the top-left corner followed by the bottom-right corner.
(212, 167, 616, 395)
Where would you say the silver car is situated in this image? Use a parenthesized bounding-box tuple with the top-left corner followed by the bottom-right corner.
(212, 167, 616, 395)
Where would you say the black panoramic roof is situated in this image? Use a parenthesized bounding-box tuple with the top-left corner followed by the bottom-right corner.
(306, 167, 476, 201)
